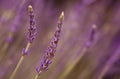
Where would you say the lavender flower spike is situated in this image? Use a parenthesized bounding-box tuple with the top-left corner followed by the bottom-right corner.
(22, 5, 37, 55)
(34, 11, 64, 79)
(10, 5, 37, 79)
(27, 5, 37, 43)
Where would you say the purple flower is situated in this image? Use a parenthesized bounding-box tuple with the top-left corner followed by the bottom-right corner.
(27, 5, 37, 43)
(22, 5, 36, 55)
(22, 48, 29, 56)
(36, 11, 64, 74)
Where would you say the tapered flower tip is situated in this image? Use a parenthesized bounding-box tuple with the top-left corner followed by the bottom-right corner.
(92, 24, 97, 30)
(28, 5, 33, 12)
(59, 11, 64, 22)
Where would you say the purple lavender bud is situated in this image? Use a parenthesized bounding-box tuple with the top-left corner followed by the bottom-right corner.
(46, 47, 55, 58)
(22, 48, 29, 55)
(37, 57, 51, 72)
(36, 67, 40, 73)
(27, 5, 37, 43)
(86, 24, 97, 48)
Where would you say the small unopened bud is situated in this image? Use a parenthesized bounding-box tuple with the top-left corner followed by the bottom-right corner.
(59, 11, 64, 22)
(28, 5, 33, 12)
(92, 24, 97, 30)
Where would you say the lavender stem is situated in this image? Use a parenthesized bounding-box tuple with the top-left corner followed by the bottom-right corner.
(59, 24, 97, 79)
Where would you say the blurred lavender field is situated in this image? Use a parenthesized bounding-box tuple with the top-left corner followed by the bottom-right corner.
(0, 0, 120, 79)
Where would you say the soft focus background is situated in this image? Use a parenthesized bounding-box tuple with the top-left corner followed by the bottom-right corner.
(0, 0, 120, 79)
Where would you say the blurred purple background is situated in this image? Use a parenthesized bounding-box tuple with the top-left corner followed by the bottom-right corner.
(0, 0, 120, 79)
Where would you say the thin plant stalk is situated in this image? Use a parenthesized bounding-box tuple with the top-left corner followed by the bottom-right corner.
(59, 24, 97, 79)
(10, 5, 36, 79)
(98, 47, 120, 79)
(59, 47, 88, 79)
(10, 43, 30, 79)
(34, 73, 40, 79)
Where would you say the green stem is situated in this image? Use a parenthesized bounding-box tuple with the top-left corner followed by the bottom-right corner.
(9, 43, 30, 79)
(10, 56, 24, 79)
(34, 74, 39, 79)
